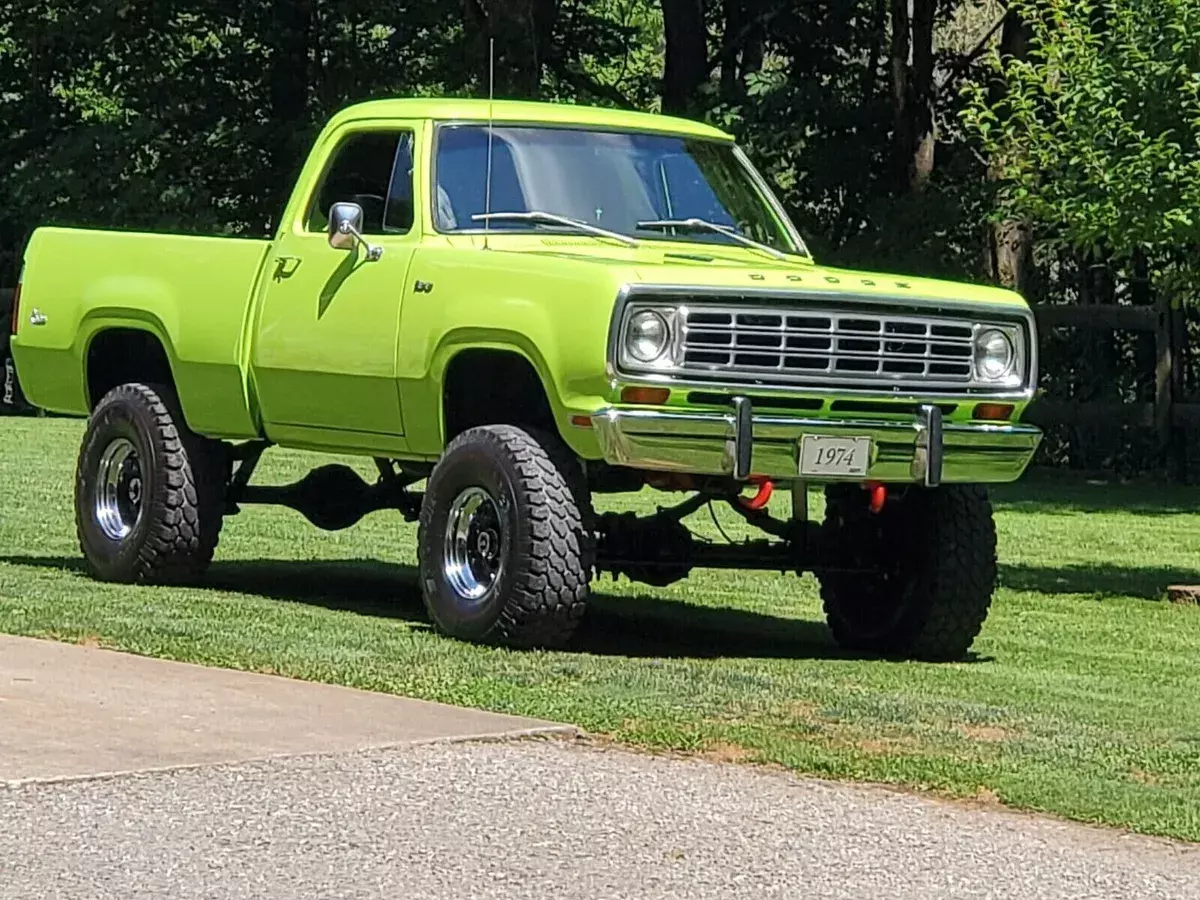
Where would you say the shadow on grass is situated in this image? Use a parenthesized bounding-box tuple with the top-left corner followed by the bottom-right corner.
(0, 554, 991, 663)
(1000, 562, 1200, 600)
(991, 470, 1200, 516)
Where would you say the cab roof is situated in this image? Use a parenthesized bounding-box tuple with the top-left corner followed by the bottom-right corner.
(326, 97, 734, 142)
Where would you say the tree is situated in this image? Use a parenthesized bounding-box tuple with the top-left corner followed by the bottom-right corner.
(983, 5, 1034, 293)
(890, 0, 937, 193)
(462, 0, 560, 98)
(962, 0, 1200, 286)
(660, 0, 709, 114)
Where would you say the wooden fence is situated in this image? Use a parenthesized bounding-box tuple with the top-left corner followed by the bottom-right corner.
(1022, 295, 1195, 475)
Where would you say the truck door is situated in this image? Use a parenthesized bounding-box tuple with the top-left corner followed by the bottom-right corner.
(252, 123, 420, 444)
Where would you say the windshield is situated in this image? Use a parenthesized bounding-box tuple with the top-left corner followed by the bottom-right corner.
(432, 124, 804, 255)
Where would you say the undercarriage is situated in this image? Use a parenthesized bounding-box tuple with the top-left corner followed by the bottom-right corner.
(71, 388, 996, 663)
(223, 442, 426, 530)
(591, 490, 842, 585)
(221, 440, 870, 586)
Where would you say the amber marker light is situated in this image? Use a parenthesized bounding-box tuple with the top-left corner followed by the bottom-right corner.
(570, 415, 593, 428)
(621, 386, 671, 405)
(973, 403, 1015, 422)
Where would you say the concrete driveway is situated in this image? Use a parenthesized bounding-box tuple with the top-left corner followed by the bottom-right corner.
(0, 634, 572, 783)
(2, 635, 1197, 899)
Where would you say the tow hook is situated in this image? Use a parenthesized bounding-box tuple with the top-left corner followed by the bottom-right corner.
(738, 475, 774, 511)
(865, 481, 887, 514)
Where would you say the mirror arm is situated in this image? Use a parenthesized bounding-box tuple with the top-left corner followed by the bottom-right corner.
(338, 221, 384, 262)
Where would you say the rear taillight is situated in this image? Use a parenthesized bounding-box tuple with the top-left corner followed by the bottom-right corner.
(8, 282, 19, 335)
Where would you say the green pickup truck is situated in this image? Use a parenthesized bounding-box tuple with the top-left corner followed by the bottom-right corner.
(9, 98, 1041, 661)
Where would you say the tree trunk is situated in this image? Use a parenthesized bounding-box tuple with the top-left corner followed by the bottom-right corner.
(890, 0, 936, 193)
(989, 220, 1034, 296)
(463, 0, 559, 99)
(720, 0, 742, 100)
(986, 7, 1033, 294)
(740, 0, 765, 80)
(909, 0, 935, 191)
(888, 0, 911, 192)
(662, 0, 709, 115)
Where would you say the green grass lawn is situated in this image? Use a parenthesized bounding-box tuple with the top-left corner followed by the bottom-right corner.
(2, 417, 1200, 840)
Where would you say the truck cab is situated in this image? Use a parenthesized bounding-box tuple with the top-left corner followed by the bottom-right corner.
(9, 98, 1041, 661)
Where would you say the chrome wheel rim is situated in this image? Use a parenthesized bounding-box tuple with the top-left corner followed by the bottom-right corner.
(95, 438, 144, 541)
(443, 486, 505, 602)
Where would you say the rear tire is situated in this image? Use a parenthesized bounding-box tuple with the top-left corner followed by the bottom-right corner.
(817, 483, 996, 661)
(1, 308, 30, 415)
(75, 383, 226, 584)
(418, 425, 592, 649)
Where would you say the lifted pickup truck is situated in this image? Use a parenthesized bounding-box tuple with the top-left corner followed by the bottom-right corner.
(10, 98, 1041, 661)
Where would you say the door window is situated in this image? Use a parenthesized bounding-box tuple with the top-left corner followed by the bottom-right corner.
(306, 130, 415, 235)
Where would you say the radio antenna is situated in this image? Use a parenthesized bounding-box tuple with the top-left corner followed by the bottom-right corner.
(483, 37, 495, 251)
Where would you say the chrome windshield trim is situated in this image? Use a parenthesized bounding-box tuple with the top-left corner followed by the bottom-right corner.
(731, 144, 811, 258)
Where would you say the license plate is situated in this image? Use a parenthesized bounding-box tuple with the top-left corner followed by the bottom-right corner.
(798, 435, 872, 477)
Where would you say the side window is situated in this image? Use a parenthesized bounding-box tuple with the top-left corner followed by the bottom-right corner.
(384, 133, 415, 233)
(306, 130, 415, 235)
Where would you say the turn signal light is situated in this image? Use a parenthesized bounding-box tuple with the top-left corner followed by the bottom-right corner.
(973, 403, 1014, 421)
(621, 386, 670, 405)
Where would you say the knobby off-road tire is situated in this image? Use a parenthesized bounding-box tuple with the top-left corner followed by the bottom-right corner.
(1, 302, 30, 415)
(76, 382, 226, 584)
(817, 483, 997, 662)
(418, 425, 593, 649)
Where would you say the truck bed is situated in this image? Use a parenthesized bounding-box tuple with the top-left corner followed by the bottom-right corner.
(12, 227, 272, 438)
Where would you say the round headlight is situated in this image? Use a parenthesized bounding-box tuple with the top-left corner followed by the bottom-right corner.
(626, 310, 670, 363)
(975, 328, 1015, 380)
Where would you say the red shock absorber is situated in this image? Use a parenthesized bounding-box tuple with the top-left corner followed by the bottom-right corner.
(738, 475, 774, 511)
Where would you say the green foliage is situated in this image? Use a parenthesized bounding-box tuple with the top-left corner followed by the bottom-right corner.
(0, 0, 997, 283)
(962, 0, 1200, 265)
(1, 0, 1195, 303)
(546, 1, 663, 110)
(0, 2, 465, 249)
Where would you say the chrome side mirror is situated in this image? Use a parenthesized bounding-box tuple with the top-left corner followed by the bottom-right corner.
(327, 202, 361, 250)
(327, 202, 383, 261)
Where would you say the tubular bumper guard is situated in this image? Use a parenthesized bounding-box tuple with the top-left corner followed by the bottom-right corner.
(590, 401, 1042, 486)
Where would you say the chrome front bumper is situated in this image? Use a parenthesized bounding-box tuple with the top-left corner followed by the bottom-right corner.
(590, 403, 1043, 485)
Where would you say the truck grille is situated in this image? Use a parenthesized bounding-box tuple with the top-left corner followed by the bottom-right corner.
(679, 306, 977, 389)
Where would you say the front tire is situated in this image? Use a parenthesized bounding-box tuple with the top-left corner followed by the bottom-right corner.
(75, 383, 226, 584)
(817, 483, 997, 661)
(418, 425, 592, 649)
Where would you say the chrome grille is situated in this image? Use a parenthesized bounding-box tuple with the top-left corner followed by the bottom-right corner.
(679, 306, 976, 388)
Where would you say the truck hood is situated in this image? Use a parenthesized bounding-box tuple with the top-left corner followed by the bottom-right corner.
(515, 237, 1028, 312)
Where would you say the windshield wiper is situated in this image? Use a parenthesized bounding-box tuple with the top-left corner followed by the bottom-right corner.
(472, 211, 638, 247)
(636, 217, 789, 261)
